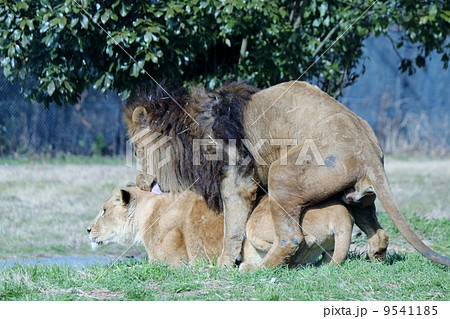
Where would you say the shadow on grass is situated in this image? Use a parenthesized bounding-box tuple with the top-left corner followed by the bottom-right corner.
(346, 250, 408, 265)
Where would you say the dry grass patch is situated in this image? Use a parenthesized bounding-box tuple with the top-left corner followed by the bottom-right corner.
(0, 163, 145, 260)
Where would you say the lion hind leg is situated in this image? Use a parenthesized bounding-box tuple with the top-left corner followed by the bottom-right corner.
(257, 146, 359, 268)
(255, 191, 304, 268)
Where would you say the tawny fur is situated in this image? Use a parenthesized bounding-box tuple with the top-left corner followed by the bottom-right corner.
(88, 187, 224, 265)
(88, 188, 353, 267)
(124, 80, 450, 268)
(243, 81, 449, 267)
(240, 196, 354, 270)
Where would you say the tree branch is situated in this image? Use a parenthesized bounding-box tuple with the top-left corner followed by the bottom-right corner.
(239, 37, 248, 66)
(313, 20, 343, 57)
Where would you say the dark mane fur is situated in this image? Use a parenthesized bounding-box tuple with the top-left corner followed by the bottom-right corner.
(124, 81, 260, 211)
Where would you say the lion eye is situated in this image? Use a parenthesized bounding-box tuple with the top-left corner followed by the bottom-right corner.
(101, 209, 106, 216)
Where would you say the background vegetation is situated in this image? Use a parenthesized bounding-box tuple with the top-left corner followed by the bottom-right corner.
(0, 0, 448, 105)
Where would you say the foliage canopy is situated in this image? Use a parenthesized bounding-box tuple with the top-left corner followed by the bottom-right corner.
(0, 0, 448, 106)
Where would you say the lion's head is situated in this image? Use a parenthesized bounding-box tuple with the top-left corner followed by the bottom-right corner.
(87, 187, 140, 250)
(123, 82, 259, 211)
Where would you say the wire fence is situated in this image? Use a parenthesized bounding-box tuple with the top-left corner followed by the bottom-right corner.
(1, 31, 449, 159)
(0, 75, 127, 157)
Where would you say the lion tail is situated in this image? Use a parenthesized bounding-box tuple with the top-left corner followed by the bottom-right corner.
(368, 165, 450, 267)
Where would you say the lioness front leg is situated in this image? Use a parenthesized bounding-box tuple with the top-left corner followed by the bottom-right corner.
(217, 167, 257, 267)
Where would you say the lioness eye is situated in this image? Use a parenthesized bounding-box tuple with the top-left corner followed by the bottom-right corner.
(101, 209, 106, 215)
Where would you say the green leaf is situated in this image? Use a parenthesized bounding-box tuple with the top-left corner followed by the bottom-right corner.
(225, 38, 231, 47)
(19, 19, 27, 30)
(70, 18, 79, 28)
(144, 31, 152, 43)
(120, 3, 129, 17)
(63, 80, 74, 93)
(93, 74, 105, 89)
(429, 4, 437, 20)
(105, 45, 114, 56)
(119, 89, 131, 100)
(319, 2, 328, 17)
(166, 8, 174, 19)
(16, 2, 29, 10)
(3, 64, 12, 77)
(47, 81, 56, 96)
(26, 19, 34, 30)
(130, 63, 140, 77)
(419, 16, 428, 25)
(40, 22, 50, 33)
(80, 14, 89, 29)
(7, 45, 16, 57)
(148, 27, 160, 33)
(104, 73, 113, 88)
(58, 17, 67, 29)
(101, 12, 110, 24)
(49, 17, 60, 27)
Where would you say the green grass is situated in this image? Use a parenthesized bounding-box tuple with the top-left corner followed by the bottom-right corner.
(376, 213, 450, 256)
(0, 254, 448, 301)
(0, 156, 448, 300)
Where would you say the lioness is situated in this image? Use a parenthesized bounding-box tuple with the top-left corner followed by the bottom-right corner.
(88, 186, 353, 267)
(88, 186, 223, 265)
(240, 196, 354, 270)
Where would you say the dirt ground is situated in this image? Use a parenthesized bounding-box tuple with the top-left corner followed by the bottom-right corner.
(0, 157, 448, 261)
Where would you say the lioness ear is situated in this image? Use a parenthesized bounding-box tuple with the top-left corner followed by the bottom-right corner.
(112, 186, 122, 202)
(111, 187, 131, 206)
(120, 189, 131, 206)
(132, 106, 148, 126)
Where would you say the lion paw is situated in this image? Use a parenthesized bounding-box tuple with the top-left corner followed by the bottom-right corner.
(238, 262, 258, 272)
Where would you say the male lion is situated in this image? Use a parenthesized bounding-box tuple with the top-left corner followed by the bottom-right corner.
(124, 81, 450, 268)
(88, 186, 353, 267)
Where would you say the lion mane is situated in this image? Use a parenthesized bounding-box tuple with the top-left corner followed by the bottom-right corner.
(124, 82, 260, 211)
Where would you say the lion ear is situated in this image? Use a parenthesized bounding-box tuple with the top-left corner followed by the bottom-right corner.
(120, 189, 131, 206)
(132, 107, 148, 126)
(111, 187, 132, 206)
(112, 186, 122, 201)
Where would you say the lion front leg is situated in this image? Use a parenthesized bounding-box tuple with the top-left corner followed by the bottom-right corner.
(217, 167, 257, 267)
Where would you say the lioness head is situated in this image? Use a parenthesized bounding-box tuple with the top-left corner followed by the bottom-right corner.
(87, 187, 138, 250)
